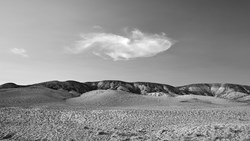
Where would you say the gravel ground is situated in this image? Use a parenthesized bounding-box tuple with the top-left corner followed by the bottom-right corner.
(0, 106, 250, 141)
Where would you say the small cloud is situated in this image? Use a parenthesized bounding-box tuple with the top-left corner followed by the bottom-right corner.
(93, 25, 103, 30)
(67, 29, 174, 61)
(10, 48, 28, 58)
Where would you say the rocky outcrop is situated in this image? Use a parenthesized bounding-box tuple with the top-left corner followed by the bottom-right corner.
(147, 92, 176, 97)
(1, 80, 250, 100)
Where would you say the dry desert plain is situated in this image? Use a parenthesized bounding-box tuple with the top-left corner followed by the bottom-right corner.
(0, 82, 250, 141)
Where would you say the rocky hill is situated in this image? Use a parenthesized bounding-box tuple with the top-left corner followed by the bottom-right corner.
(1, 80, 250, 100)
(0, 83, 22, 89)
(33, 80, 92, 94)
(178, 83, 250, 100)
(85, 80, 182, 95)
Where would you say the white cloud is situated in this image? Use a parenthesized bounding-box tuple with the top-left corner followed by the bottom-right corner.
(10, 48, 28, 58)
(92, 25, 103, 30)
(67, 29, 174, 61)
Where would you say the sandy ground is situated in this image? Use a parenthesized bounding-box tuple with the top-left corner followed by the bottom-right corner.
(0, 88, 250, 140)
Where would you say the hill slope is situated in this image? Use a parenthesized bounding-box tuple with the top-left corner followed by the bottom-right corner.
(0, 86, 74, 107)
(66, 90, 244, 109)
(178, 83, 250, 100)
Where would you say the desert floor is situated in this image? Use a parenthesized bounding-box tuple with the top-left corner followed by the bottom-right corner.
(0, 89, 250, 141)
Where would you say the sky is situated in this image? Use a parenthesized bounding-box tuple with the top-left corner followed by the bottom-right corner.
(0, 0, 250, 86)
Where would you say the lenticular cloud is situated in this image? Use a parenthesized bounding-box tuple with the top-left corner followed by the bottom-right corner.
(68, 29, 174, 61)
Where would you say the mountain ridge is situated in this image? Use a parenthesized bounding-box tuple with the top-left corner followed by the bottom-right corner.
(1, 80, 250, 100)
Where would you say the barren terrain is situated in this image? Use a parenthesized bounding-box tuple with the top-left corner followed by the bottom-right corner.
(1, 106, 250, 141)
(0, 81, 250, 140)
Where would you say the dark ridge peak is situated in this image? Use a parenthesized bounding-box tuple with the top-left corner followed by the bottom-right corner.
(0, 82, 21, 89)
(35, 80, 81, 85)
(135, 81, 166, 84)
(65, 80, 82, 83)
(84, 80, 132, 85)
(64, 80, 85, 86)
(43, 80, 61, 83)
(86, 80, 129, 82)
(96, 80, 133, 85)
(32, 80, 92, 94)
(2, 82, 17, 85)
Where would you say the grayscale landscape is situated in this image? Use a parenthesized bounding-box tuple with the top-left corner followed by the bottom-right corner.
(1, 0, 250, 141)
